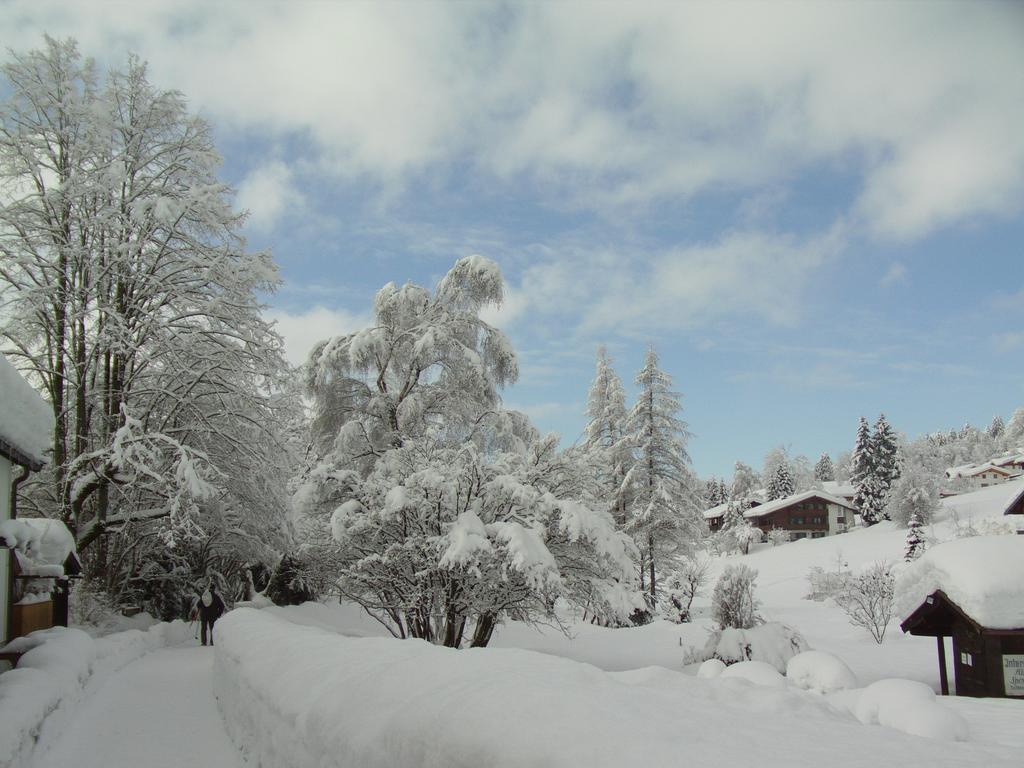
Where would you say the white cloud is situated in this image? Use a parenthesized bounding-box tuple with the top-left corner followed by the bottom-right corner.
(880, 263, 907, 288)
(5, 1, 1022, 239)
(237, 161, 302, 232)
(265, 305, 370, 366)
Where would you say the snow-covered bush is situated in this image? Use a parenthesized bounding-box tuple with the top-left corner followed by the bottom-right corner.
(696, 658, 726, 679)
(693, 622, 809, 673)
(732, 521, 763, 555)
(658, 556, 710, 623)
(265, 554, 318, 606)
(834, 562, 895, 644)
(712, 564, 760, 629)
(804, 565, 851, 601)
(785, 651, 858, 694)
(766, 528, 790, 546)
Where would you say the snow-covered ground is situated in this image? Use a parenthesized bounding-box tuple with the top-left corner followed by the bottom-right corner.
(34, 647, 242, 768)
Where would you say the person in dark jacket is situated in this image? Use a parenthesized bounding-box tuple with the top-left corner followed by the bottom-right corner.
(195, 583, 226, 646)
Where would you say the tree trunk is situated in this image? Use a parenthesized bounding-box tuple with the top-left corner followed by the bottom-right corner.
(470, 613, 496, 648)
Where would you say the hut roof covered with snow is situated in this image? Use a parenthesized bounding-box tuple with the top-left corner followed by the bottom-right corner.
(742, 489, 855, 520)
(0, 354, 52, 470)
(898, 535, 1024, 631)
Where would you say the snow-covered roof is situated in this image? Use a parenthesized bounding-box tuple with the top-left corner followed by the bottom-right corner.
(0, 354, 52, 470)
(897, 535, 1024, 630)
(990, 452, 1024, 468)
(743, 490, 855, 519)
(820, 480, 855, 497)
(946, 461, 1019, 480)
(702, 502, 729, 520)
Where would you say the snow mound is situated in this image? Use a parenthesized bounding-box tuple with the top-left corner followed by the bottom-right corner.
(896, 535, 1024, 629)
(697, 658, 726, 679)
(719, 660, 787, 688)
(0, 518, 76, 570)
(851, 679, 969, 742)
(786, 651, 858, 694)
(702, 622, 809, 673)
(0, 353, 52, 466)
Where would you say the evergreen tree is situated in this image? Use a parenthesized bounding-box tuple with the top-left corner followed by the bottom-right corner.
(852, 417, 882, 525)
(904, 513, 926, 561)
(766, 463, 795, 500)
(872, 414, 901, 520)
(814, 453, 835, 482)
(624, 346, 700, 600)
(584, 346, 632, 526)
(987, 415, 1005, 440)
(704, 477, 728, 508)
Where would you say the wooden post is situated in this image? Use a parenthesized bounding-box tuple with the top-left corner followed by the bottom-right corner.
(937, 636, 949, 695)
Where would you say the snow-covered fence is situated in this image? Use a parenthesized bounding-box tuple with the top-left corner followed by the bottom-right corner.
(214, 609, 990, 768)
(0, 621, 190, 767)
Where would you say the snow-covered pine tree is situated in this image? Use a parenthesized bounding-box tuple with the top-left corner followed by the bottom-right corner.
(852, 417, 882, 525)
(872, 414, 901, 520)
(704, 477, 728, 508)
(814, 453, 835, 482)
(904, 513, 926, 561)
(987, 415, 1005, 440)
(766, 463, 795, 501)
(624, 346, 701, 600)
(584, 346, 633, 527)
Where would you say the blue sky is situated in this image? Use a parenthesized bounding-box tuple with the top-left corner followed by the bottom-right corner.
(4, 1, 1023, 478)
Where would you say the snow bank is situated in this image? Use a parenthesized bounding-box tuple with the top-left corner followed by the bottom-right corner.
(0, 353, 51, 466)
(698, 622, 809, 673)
(786, 651, 858, 694)
(848, 679, 970, 742)
(215, 610, 1007, 767)
(697, 658, 726, 678)
(719, 660, 787, 688)
(896, 535, 1024, 629)
(0, 621, 190, 767)
(0, 519, 76, 570)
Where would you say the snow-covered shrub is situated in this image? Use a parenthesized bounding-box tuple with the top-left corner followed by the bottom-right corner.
(694, 622, 809, 673)
(886, 465, 940, 526)
(785, 651, 858, 693)
(834, 562, 895, 644)
(766, 528, 790, 546)
(658, 556, 710, 623)
(712, 564, 760, 629)
(706, 528, 737, 557)
(850, 679, 968, 741)
(804, 565, 851, 601)
(696, 658, 726, 678)
(719, 660, 786, 688)
(732, 521, 763, 555)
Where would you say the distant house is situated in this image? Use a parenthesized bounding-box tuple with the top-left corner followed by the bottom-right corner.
(743, 490, 856, 539)
(0, 353, 54, 648)
(820, 480, 856, 505)
(703, 499, 763, 533)
(900, 536, 1024, 698)
(946, 461, 1022, 488)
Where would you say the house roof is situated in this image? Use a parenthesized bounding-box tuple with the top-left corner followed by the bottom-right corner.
(703, 502, 729, 520)
(0, 354, 52, 471)
(742, 490, 856, 519)
(946, 461, 1022, 480)
(897, 535, 1024, 632)
(820, 480, 855, 498)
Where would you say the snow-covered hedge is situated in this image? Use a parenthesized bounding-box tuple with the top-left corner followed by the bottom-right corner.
(0, 621, 190, 766)
(214, 609, 990, 767)
(690, 622, 809, 673)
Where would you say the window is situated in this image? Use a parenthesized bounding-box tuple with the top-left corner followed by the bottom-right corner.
(790, 516, 804, 525)
(960, 652, 973, 667)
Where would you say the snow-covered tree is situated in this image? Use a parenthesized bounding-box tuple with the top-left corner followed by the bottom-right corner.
(904, 514, 926, 561)
(584, 346, 633, 526)
(623, 347, 702, 599)
(814, 453, 835, 482)
(852, 417, 883, 525)
(1005, 407, 1024, 446)
(712, 564, 761, 629)
(766, 463, 795, 501)
(704, 477, 728, 508)
(297, 259, 640, 645)
(886, 463, 940, 527)
(871, 414, 901, 519)
(987, 415, 1005, 440)
(730, 461, 760, 502)
(835, 562, 895, 644)
(0, 38, 292, 587)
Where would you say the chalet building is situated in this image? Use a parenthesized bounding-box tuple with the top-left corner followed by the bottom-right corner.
(742, 490, 856, 538)
(703, 499, 762, 533)
(900, 536, 1024, 698)
(0, 353, 54, 651)
(946, 461, 1022, 488)
(820, 481, 856, 506)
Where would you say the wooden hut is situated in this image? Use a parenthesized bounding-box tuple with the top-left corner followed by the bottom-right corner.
(899, 536, 1024, 698)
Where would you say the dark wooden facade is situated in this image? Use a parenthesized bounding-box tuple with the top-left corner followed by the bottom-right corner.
(901, 590, 1024, 699)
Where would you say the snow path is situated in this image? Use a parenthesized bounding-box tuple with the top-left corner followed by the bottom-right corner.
(35, 646, 244, 768)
